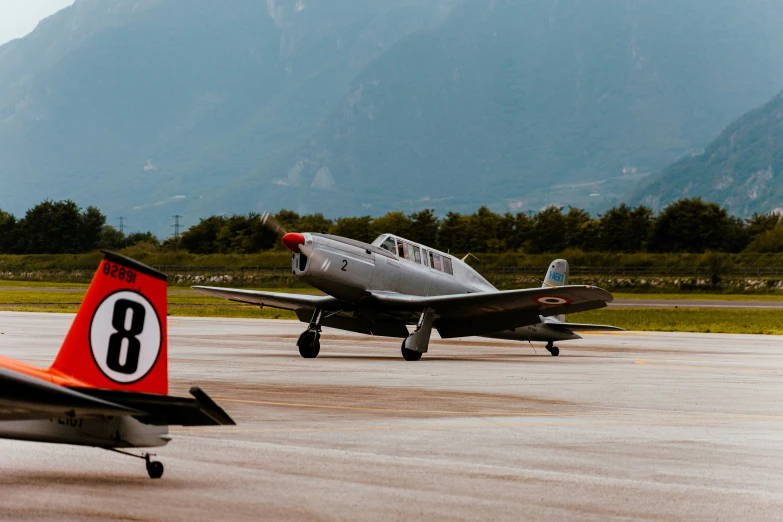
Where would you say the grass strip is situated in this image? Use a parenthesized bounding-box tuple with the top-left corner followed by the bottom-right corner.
(570, 308, 783, 335)
(0, 304, 297, 319)
(0, 288, 321, 306)
(2, 303, 781, 335)
(612, 292, 783, 301)
(0, 280, 89, 289)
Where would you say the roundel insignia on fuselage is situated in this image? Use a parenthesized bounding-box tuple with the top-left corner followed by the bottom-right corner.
(89, 290, 162, 384)
(533, 296, 573, 306)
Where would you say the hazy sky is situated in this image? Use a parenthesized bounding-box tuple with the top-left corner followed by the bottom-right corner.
(0, 0, 74, 46)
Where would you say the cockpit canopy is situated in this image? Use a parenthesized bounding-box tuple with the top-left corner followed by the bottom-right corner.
(372, 234, 454, 275)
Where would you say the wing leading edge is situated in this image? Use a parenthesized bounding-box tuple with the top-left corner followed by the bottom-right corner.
(192, 286, 341, 311)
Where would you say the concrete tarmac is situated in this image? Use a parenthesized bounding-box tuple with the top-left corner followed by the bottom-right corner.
(0, 312, 781, 521)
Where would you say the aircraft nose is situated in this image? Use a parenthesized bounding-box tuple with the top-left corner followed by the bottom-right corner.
(282, 233, 306, 252)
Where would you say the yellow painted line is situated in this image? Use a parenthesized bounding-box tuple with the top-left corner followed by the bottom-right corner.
(634, 359, 783, 374)
(215, 397, 783, 420)
(173, 415, 783, 435)
(215, 397, 590, 416)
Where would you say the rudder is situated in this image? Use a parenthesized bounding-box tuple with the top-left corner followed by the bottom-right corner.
(50, 251, 168, 395)
(543, 259, 569, 288)
(543, 259, 569, 322)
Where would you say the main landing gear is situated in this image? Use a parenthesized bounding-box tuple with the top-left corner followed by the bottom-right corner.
(401, 308, 435, 361)
(107, 449, 164, 479)
(401, 340, 422, 361)
(297, 308, 322, 358)
(545, 341, 560, 357)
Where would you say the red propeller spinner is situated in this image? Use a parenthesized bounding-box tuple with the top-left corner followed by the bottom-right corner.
(282, 233, 306, 253)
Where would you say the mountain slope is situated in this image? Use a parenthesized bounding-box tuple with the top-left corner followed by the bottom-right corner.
(0, 0, 457, 231)
(629, 91, 783, 215)
(254, 0, 783, 216)
(2, 0, 783, 233)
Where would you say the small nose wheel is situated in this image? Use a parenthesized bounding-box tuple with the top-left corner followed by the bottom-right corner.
(145, 454, 164, 479)
(545, 342, 560, 356)
(297, 308, 323, 358)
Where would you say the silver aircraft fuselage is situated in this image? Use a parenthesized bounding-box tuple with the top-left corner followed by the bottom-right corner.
(291, 233, 579, 342)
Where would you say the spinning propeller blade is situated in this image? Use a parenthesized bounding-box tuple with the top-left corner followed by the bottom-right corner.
(261, 212, 287, 236)
(261, 212, 304, 252)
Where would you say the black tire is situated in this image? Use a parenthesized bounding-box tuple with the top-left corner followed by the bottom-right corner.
(547, 346, 560, 357)
(297, 331, 320, 358)
(147, 461, 164, 479)
(401, 342, 423, 361)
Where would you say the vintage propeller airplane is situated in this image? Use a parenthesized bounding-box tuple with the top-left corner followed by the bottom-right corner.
(0, 251, 234, 478)
(195, 214, 622, 361)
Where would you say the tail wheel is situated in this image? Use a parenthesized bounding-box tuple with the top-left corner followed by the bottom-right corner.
(401, 341, 423, 361)
(143, 454, 164, 479)
(297, 331, 321, 358)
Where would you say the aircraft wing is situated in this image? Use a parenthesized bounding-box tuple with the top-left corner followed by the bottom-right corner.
(192, 286, 342, 311)
(367, 285, 614, 338)
(0, 368, 140, 422)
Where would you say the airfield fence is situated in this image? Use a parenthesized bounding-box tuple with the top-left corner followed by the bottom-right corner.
(2, 265, 783, 287)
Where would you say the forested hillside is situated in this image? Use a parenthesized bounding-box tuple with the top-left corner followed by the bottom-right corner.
(0, 0, 457, 232)
(630, 91, 783, 216)
(257, 0, 783, 218)
(2, 0, 783, 233)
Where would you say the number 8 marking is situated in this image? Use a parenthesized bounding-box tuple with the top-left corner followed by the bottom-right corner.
(89, 290, 161, 384)
(106, 299, 146, 374)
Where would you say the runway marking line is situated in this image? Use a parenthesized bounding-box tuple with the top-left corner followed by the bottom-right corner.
(213, 397, 783, 420)
(173, 415, 783, 436)
(215, 397, 584, 416)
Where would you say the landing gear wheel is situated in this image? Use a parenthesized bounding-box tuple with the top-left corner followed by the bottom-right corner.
(145, 456, 164, 479)
(297, 330, 321, 358)
(545, 342, 560, 357)
(401, 341, 423, 361)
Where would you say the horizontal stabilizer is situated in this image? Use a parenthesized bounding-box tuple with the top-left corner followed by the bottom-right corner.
(68, 386, 236, 426)
(548, 323, 625, 333)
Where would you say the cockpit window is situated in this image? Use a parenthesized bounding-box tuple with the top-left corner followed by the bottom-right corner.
(431, 253, 442, 271)
(380, 237, 396, 253)
(413, 246, 421, 264)
(397, 240, 405, 258)
(443, 256, 453, 275)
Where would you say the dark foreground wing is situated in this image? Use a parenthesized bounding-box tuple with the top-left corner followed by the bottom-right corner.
(368, 286, 614, 338)
(0, 368, 139, 421)
(192, 286, 341, 311)
(70, 387, 235, 426)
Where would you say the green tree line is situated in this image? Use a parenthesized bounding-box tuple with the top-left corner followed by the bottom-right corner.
(2, 198, 783, 255)
(0, 200, 160, 254)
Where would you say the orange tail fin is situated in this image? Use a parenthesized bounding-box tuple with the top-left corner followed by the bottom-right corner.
(50, 251, 168, 395)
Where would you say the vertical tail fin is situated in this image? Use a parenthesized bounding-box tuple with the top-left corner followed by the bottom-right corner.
(543, 259, 569, 322)
(50, 251, 168, 395)
(543, 259, 569, 288)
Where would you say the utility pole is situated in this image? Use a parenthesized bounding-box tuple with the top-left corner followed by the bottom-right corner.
(171, 215, 183, 238)
(115, 216, 127, 234)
